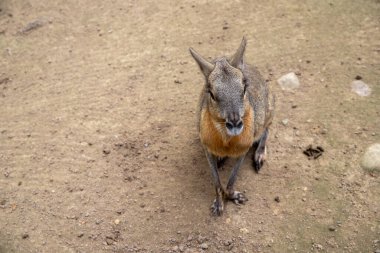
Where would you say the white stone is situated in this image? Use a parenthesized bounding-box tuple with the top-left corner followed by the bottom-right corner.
(361, 143, 380, 172)
(351, 80, 371, 96)
(200, 243, 208, 250)
(277, 72, 300, 90)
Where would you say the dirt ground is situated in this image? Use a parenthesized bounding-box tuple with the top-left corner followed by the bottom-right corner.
(0, 0, 379, 252)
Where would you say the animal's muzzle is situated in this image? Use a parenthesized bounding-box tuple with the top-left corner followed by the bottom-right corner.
(226, 117, 243, 136)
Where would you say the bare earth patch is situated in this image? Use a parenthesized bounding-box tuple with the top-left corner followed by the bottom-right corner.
(0, 0, 379, 252)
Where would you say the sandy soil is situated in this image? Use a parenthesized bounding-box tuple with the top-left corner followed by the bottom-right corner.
(1, 0, 379, 252)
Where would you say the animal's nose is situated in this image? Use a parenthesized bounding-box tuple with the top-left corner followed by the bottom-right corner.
(226, 119, 243, 130)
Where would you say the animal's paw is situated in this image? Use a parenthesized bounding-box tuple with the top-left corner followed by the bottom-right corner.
(229, 191, 248, 205)
(211, 198, 224, 216)
(254, 159, 264, 172)
(253, 146, 266, 172)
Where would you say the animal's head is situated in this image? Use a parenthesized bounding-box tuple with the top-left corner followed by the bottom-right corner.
(190, 37, 249, 137)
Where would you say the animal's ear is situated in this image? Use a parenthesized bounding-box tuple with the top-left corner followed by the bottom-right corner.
(189, 47, 214, 77)
(231, 36, 247, 69)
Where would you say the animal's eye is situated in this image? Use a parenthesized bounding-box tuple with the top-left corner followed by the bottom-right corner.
(208, 90, 216, 101)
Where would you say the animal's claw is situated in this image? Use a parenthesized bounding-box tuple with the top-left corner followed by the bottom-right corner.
(229, 191, 248, 205)
(211, 198, 224, 216)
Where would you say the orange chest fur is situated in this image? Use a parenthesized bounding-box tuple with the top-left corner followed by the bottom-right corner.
(199, 108, 254, 158)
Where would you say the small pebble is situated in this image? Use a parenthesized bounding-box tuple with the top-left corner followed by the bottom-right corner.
(19, 19, 45, 34)
(361, 143, 380, 173)
(105, 238, 114, 245)
(200, 243, 209, 250)
(224, 240, 232, 246)
(22, 233, 29, 239)
(328, 226, 336, 231)
(114, 219, 120, 225)
(277, 72, 300, 90)
(351, 80, 371, 96)
(103, 149, 111, 155)
(314, 244, 323, 250)
(274, 196, 280, 202)
(281, 119, 289, 126)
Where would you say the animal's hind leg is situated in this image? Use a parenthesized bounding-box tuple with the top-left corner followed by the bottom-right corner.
(226, 155, 248, 204)
(253, 128, 269, 172)
(205, 151, 225, 216)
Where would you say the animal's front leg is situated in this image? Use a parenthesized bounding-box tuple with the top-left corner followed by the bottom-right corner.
(253, 128, 269, 172)
(205, 151, 224, 216)
(226, 155, 248, 204)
